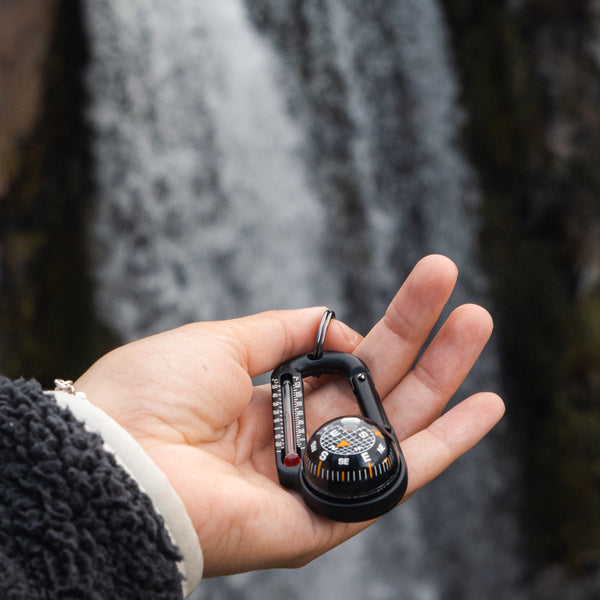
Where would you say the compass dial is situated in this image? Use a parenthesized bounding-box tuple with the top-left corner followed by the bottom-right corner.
(302, 416, 400, 500)
(319, 422, 376, 455)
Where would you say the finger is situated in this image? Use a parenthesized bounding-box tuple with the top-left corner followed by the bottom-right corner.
(386, 303, 494, 440)
(401, 392, 505, 497)
(354, 255, 458, 398)
(224, 307, 362, 377)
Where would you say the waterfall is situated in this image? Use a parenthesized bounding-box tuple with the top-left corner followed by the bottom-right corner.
(83, 1, 524, 598)
(83, 0, 343, 340)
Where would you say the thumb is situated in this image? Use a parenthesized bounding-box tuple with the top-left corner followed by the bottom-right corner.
(221, 307, 362, 377)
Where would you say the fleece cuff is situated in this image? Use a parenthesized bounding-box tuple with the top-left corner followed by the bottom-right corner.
(50, 389, 204, 597)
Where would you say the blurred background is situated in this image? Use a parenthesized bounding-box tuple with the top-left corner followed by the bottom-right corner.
(1, 0, 599, 598)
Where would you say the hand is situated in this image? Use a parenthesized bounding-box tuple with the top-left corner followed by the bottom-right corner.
(75, 255, 504, 577)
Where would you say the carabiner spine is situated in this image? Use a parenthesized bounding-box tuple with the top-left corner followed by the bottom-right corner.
(349, 370, 394, 437)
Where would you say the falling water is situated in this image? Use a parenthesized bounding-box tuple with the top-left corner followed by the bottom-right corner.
(83, 1, 524, 598)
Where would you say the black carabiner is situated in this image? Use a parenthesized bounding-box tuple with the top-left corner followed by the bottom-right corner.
(270, 313, 408, 522)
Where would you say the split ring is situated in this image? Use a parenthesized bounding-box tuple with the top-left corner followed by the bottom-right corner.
(311, 309, 335, 360)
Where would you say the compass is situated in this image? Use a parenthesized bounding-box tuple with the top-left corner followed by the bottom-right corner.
(303, 416, 400, 500)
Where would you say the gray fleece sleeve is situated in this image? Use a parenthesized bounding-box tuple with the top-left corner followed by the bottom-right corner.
(0, 377, 190, 600)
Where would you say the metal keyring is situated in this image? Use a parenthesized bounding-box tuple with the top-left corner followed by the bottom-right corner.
(311, 309, 335, 360)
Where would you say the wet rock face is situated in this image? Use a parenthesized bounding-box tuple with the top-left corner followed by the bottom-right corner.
(0, 0, 59, 194)
(443, 0, 600, 570)
(0, 0, 112, 385)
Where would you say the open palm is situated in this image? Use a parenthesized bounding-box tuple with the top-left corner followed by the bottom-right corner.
(75, 255, 504, 577)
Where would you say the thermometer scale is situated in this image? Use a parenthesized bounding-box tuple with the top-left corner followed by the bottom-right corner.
(272, 374, 306, 471)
